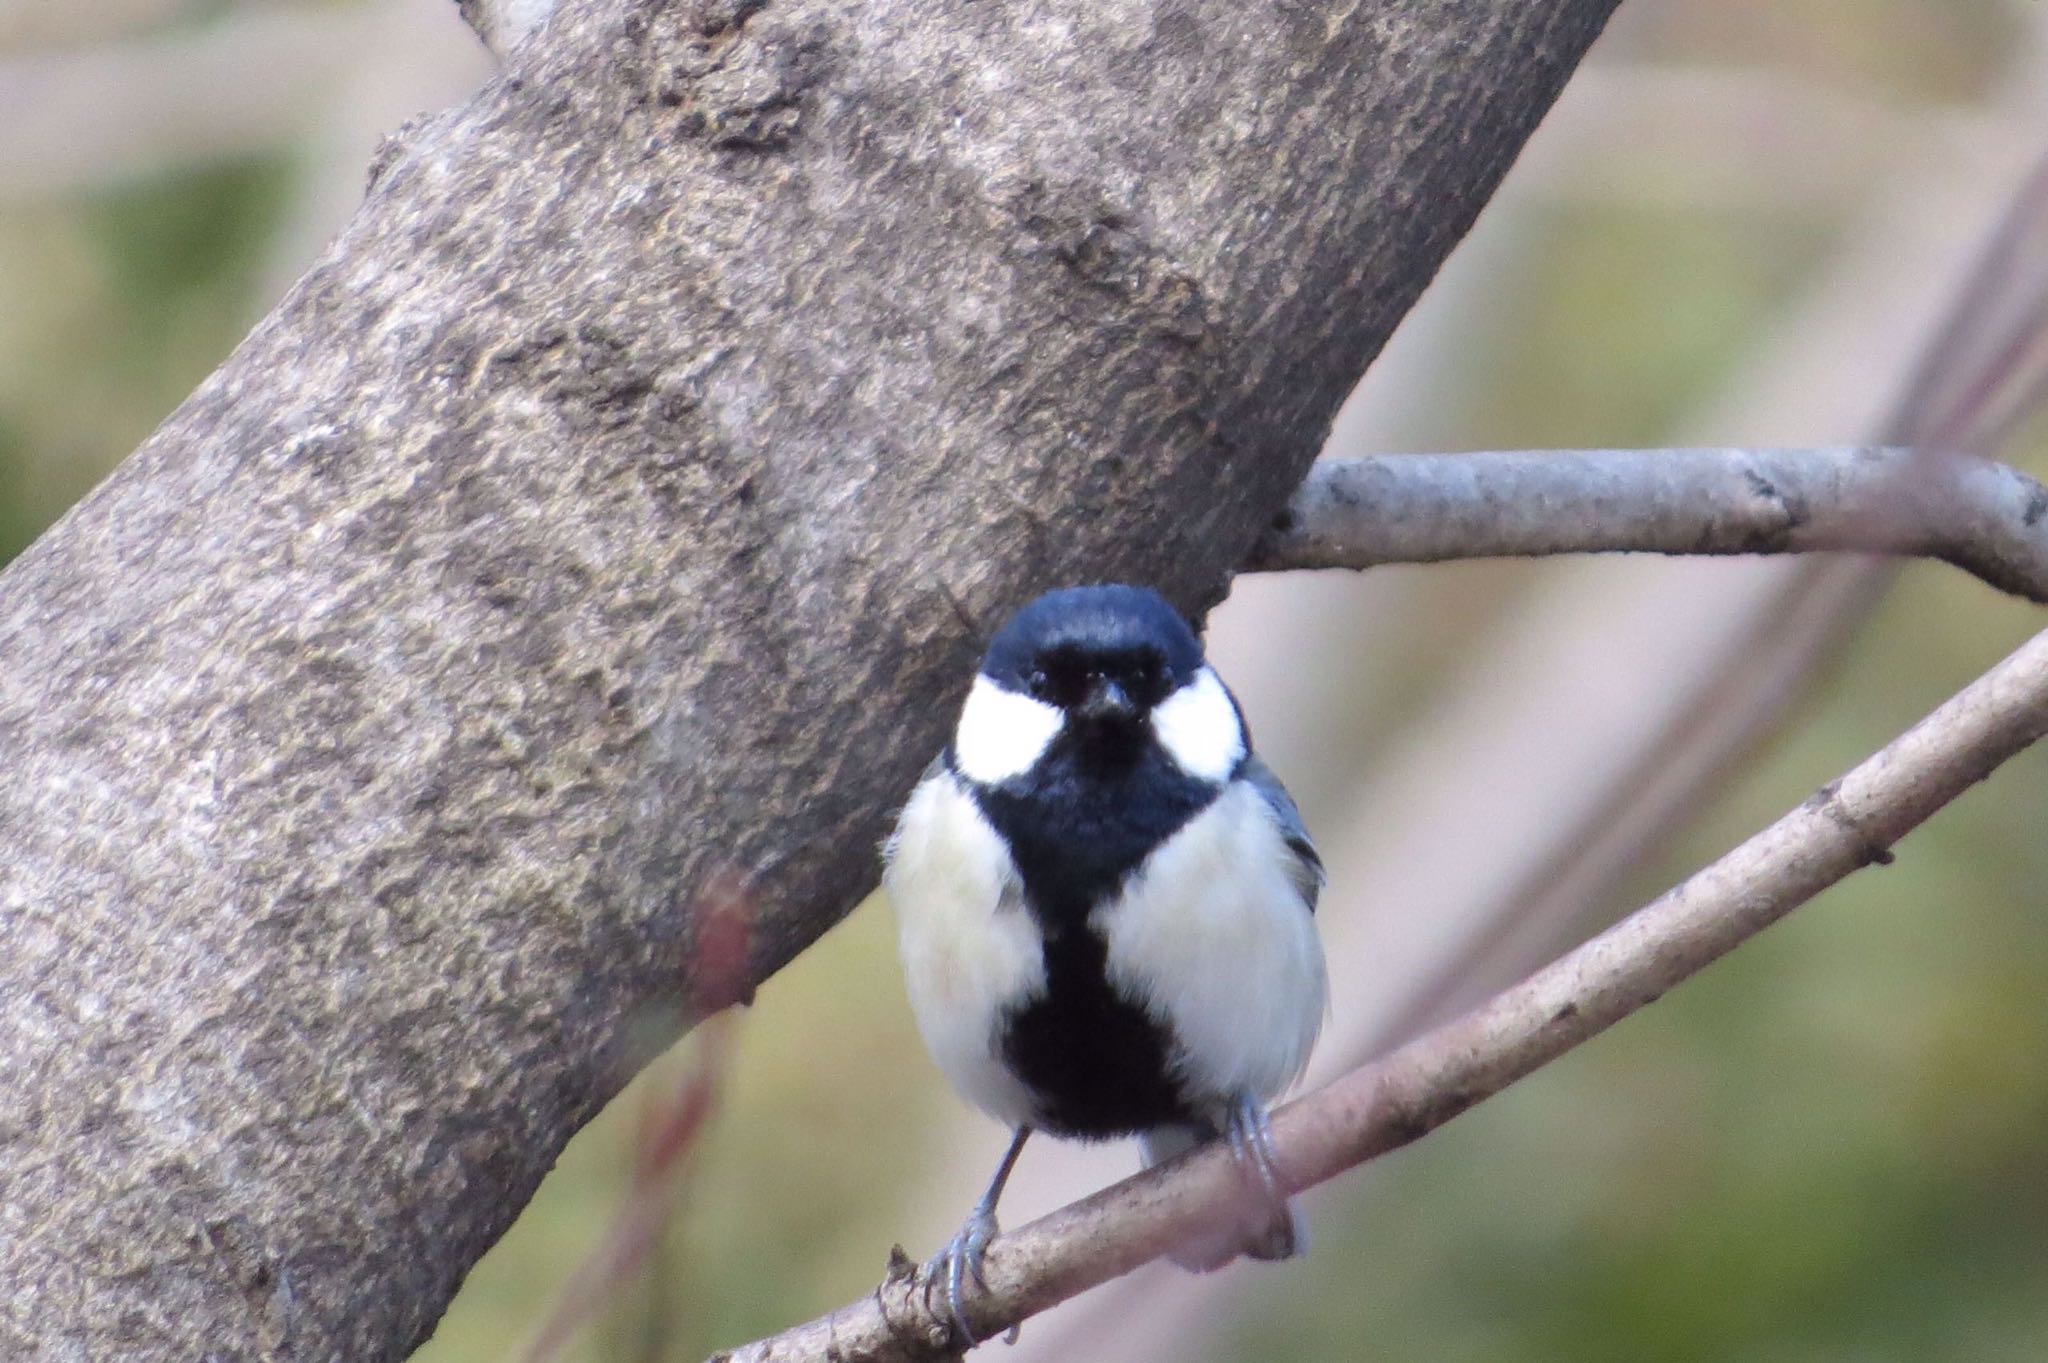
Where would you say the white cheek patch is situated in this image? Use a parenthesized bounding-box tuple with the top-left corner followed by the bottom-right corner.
(952, 675, 1063, 784)
(1151, 666, 1245, 783)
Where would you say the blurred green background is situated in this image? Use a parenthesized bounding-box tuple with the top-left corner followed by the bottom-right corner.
(6, 0, 2048, 1359)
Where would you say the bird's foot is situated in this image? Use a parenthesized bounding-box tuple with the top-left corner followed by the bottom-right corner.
(925, 1205, 998, 1347)
(1222, 1093, 1284, 1203)
(1221, 1093, 1305, 1260)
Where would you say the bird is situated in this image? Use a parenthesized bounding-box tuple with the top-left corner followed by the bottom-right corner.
(883, 583, 1327, 1343)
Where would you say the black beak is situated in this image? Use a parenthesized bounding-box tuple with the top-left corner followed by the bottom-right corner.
(1077, 677, 1135, 724)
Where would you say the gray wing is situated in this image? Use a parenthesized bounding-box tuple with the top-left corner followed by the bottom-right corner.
(1241, 755, 1324, 914)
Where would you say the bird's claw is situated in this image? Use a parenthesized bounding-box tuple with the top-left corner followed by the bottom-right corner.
(925, 1206, 998, 1346)
(1224, 1093, 1284, 1204)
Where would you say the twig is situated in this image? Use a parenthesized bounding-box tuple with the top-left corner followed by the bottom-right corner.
(519, 1021, 732, 1363)
(717, 618, 2048, 1363)
(1381, 145, 2048, 1035)
(523, 874, 756, 1363)
(1371, 148, 2048, 1047)
(1244, 446, 2048, 602)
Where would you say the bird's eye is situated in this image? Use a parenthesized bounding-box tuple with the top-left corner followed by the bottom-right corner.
(1027, 669, 1051, 698)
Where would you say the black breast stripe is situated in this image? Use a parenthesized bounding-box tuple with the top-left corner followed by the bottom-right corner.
(969, 734, 1221, 1138)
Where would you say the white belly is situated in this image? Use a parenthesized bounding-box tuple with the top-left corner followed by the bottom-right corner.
(1096, 780, 1327, 1111)
(883, 768, 1045, 1128)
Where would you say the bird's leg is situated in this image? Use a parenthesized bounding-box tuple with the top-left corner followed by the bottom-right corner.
(925, 1126, 1031, 1347)
(1223, 1093, 1284, 1205)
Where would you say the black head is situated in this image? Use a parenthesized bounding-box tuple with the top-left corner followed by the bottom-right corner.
(950, 584, 1244, 788)
(980, 585, 1204, 721)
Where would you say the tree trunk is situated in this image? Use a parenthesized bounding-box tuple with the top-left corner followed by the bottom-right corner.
(0, 0, 1616, 1357)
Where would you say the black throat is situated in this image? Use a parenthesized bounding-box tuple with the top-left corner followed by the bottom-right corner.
(965, 724, 1221, 1136)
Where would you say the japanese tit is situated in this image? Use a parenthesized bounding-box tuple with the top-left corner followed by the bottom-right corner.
(884, 584, 1327, 1342)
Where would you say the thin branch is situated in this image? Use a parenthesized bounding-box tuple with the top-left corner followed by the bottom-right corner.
(519, 1021, 732, 1363)
(719, 619, 2048, 1363)
(1245, 446, 2048, 603)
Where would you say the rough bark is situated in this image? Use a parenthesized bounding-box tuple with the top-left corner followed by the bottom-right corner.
(0, 0, 1617, 1358)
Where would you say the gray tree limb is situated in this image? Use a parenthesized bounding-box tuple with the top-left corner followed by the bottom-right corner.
(724, 611, 2048, 1363)
(1247, 447, 2048, 601)
(0, 0, 1618, 1358)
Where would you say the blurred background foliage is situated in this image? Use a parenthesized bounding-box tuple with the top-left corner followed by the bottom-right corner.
(5, 0, 2048, 1359)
